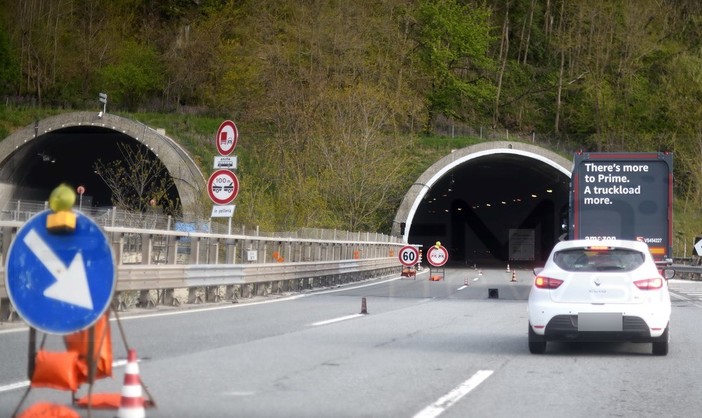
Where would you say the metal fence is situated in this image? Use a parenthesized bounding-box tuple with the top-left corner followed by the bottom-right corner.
(0, 199, 400, 243)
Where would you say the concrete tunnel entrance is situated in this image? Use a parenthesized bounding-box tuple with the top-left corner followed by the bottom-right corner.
(393, 141, 573, 267)
(0, 112, 205, 216)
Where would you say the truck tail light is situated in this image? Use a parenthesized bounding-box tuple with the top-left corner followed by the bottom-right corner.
(634, 278, 663, 290)
(534, 276, 563, 289)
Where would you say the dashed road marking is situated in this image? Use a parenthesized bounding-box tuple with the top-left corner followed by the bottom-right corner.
(413, 370, 494, 418)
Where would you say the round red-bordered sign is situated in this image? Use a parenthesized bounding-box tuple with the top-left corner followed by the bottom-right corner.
(215, 120, 238, 156)
(398, 245, 419, 266)
(207, 169, 239, 205)
(426, 245, 448, 267)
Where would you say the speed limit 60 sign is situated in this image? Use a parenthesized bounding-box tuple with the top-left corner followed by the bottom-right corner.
(399, 245, 419, 266)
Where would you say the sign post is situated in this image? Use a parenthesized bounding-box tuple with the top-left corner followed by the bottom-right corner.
(399, 245, 419, 266)
(694, 237, 702, 257)
(426, 242, 448, 281)
(5, 210, 116, 334)
(207, 169, 239, 205)
(399, 245, 419, 279)
(211, 120, 239, 229)
(215, 120, 238, 156)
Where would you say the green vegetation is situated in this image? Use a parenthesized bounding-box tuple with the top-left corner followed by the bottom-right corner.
(1, 1, 702, 255)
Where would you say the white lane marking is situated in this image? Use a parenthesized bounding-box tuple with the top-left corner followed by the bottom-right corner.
(0, 380, 29, 393)
(457, 285, 468, 291)
(413, 370, 494, 418)
(311, 314, 364, 326)
(472, 277, 480, 281)
(670, 293, 689, 301)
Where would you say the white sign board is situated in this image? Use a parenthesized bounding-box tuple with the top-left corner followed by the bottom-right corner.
(247, 250, 258, 262)
(211, 205, 235, 218)
(214, 156, 237, 170)
(508, 229, 535, 261)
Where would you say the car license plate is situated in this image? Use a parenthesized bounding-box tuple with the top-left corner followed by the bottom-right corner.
(577, 313, 623, 332)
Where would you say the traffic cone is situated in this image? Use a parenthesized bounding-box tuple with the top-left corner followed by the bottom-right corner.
(511, 271, 517, 282)
(464, 278, 468, 286)
(360, 297, 368, 314)
(117, 349, 145, 418)
(506, 264, 510, 272)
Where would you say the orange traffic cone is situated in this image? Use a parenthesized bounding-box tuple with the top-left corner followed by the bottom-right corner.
(511, 271, 517, 282)
(117, 349, 145, 418)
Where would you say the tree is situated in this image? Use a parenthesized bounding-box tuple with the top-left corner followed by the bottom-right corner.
(410, 0, 496, 128)
(93, 141, 180, 216)
(0, 21, 19, 95)
(98, 40, 164, 111)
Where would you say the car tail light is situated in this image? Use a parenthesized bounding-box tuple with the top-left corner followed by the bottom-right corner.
(534, 276, 563, 289)
(634, 278, 663, 290)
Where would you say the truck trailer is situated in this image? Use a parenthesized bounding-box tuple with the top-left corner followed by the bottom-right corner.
(568, 151, 673, 263)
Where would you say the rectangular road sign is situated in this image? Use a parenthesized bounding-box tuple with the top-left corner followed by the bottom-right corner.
(213, 156, 237, 170)
(211, 205, 235, 218)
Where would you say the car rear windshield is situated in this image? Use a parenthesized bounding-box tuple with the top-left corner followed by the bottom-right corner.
(553, 248, 645, 272)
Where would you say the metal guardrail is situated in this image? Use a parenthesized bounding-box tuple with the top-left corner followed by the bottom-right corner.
(668, 264, 702, 279)
(0, 214, 405, 318)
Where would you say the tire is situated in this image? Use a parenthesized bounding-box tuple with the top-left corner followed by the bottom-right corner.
(652, 325, 669, 356)
(528, 324, 547, 354)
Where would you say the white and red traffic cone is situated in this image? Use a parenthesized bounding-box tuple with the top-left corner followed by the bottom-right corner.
(117, 349, 145, 418)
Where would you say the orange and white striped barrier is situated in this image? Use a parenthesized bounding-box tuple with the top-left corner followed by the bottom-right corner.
(117, 349, 145, 418)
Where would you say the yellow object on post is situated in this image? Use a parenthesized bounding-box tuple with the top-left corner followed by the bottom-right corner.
(46, 183, 77, 233)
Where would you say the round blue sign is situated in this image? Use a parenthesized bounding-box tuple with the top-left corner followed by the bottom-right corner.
(5, 210, 116, 334)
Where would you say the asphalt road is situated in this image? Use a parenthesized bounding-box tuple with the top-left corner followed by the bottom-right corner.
(1, 266, 701, 417)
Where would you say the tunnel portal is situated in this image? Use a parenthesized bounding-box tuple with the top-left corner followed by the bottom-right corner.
(394, 142, 572, 267)
(0, 112, 205, 216)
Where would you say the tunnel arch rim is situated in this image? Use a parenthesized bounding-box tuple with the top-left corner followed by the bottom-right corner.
(0, 111, 206, 215)
(393, 141, 573, 243)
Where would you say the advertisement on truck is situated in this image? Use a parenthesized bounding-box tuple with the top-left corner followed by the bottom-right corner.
(568, 152, 673, 262)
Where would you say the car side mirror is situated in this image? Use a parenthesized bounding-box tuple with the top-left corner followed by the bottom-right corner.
(533, 267, 543, 276)
(661, 268, 675, 280)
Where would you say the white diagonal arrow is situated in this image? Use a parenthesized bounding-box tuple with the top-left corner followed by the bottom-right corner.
(695, 238, 702, 257)
(23, 229, 93, 310)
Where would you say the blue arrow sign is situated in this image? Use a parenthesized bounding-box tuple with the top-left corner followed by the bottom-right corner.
(5, 210, 115, 334)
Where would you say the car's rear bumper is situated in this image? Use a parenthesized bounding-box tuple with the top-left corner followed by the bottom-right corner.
(528, 296, 670, 340)
(537, 314, 665, 342)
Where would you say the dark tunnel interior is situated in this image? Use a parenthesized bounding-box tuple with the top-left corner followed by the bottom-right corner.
(408, 154, 570, 267)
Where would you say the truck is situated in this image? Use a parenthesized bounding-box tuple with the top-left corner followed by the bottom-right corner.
(568, 151, 673, 263)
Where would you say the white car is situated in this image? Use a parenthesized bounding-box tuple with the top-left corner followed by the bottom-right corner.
(527, 239, 674, 355)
